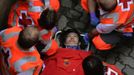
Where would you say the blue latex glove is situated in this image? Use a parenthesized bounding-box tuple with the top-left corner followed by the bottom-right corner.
(123, 32, 133, 38)
(83, 33, 90, 45)
(52, 26, 58, 33)
(89, 12, 99, 26)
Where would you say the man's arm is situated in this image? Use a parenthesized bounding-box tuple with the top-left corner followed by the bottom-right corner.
(87, 0, 99, 26)
(90, 23, 118, 37)
(95, 23, 118, 34)
(87, 0, 96, 13)
(40, 29, 59, 56)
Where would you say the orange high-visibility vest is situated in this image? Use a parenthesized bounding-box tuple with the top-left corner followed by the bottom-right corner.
(99, 0, 134, 33)
(44, 0, 60, 12)
(0, 26, 43, 75)
(8, 0, 44, 28)
(81, 0, 89, 12)
(81, 0, 97, 12)
(40, 29, 58, 56)
(92, 35, 113, 50)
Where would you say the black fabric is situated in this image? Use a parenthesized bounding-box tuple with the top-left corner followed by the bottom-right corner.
(100, 31, 121, 45)
(35, 41, 46, 59)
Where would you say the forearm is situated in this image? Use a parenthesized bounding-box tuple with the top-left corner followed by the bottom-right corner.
(96, 23, 118, 34)
(87, 0, 99, 26)
(87, 0, 96, 12)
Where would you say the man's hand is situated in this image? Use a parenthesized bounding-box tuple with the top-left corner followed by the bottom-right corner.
(83, 33, 90, 45)
(92, 28, 99, 35)
(89, 28, 99, 38)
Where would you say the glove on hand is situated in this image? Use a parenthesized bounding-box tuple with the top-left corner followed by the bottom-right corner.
(123, 32, 133, 38)
(89, 12, 99, 26)
(83, 33, 90, 45)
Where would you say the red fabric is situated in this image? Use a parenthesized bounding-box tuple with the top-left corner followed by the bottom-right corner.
(41, 31, 52, 41)
(50, 0, 60, 12)
(92, 35, 113, 50)
(104, 62, 123, 75)
(81, 0, 89, 12)
(41, 48, 92, 75)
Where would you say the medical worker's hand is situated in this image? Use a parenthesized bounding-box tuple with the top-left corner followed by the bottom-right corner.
(89, 12, 99, 26)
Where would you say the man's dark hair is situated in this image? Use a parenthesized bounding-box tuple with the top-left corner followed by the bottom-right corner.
(82, 55, 104, 75)
(59, 29, 87, 50)
(38, 9, 57, 30)
(18, 26, 39, 49)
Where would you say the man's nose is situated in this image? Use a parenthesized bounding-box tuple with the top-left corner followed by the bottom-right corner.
(70, 37, 74, 40)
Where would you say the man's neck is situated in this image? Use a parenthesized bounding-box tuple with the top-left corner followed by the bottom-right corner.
(65, 45, 80, 50)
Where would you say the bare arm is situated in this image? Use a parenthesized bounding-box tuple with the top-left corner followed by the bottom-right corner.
(87, 0, 96, 13)
(87, 0, 99, 26)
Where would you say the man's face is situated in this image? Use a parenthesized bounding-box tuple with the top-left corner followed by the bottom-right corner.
(64, 32, 80, 46)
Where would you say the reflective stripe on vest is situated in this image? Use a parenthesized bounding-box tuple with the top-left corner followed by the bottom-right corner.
(28, 6, 44, 12)
(125, 12, 134, 25)
(40, 30, 52, 44)
(11, 3, 19, 27)
(11, 12, 18, 27)
(41, 40, 52, 52)
(19, 10, 35, 26)
(14, 56, 37, 72)
(1, 32, 19, 42)
(28, 47, 35, 52)
(28, 1, 44, 12)
(44, 40, 58, 55)
(17, 68, 35, 75)
(101, 12, 119, 23)
(40, 29, 49, 36)
(20, 47, 35, 52)
(132, 24, 134, 28)
(116, 14, 134, 32)
(44, 0, 50, 8)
